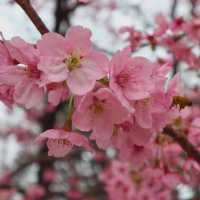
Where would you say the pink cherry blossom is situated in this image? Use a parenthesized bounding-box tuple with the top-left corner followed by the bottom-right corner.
(37, 26, 108, 95)
(109, 48, 154, 111)
(0, 37, 45, 109)
(73, 88, 129, 148)
(36, 129, 92, 157)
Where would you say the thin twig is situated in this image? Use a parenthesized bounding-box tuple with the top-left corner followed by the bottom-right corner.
(163, 125, 200, 165)
(15, 0, 49, 35)
(170, 0, 178, 19)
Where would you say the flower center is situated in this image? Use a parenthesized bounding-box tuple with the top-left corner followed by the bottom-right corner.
(116, 72, 130, 88)
(50, 139, 71, 146)
(65, 54, 81, 71)
(131, 171, 142, 185)
(90, 98, 104, 115)
(91, 102, 104, 114)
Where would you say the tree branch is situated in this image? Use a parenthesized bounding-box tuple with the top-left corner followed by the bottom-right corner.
(170, 0, 178, 19)
(163, 125, 200, 165)
(15, 0, 49, 35)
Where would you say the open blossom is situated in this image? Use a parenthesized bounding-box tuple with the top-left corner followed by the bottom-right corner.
(119, 26, 143, 51)
(109, 48, 154, 111)
(134, 74, 180, 130)
(37, 26, 109, 95)
(0, 37, 44, 109)
(36, 129, 92, 157)
(73, 88, 129, 148)
(111, 119, 153, 167)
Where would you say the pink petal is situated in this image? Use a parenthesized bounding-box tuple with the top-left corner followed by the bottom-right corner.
(0, 65, 26, 85)
(68, 132, 92, 152)
(81, 58, 105, 80)
(84, 50, 109, 74)
(37, 32, 68, 59)
(72, 94, 94, 131)
(5, 37, 39, 66)
(48, 86, 69, 106)
(67, 69, 95, 95)
(38, 57, 69, 83)
(36, 129, 69, 143)
(0, 42, 12, 65)
(134, 100, 153, 129)
(14, 78, 44, 109)
(65, 26, 92, 55)
(95, 88, 129, 124)
(110, 48, 131, 76)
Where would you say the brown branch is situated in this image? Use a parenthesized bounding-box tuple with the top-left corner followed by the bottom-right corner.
(170, 0, 178, 19)
(15, 0, 49, 35)
(163, 125, 200, 165)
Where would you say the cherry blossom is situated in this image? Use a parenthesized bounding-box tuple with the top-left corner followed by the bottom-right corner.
(36, 129, 92, 157)
(73, 88, 129, 148)
(37, 26, 109, 95)
(0, 37, 44, 109)
(109, 48, 154, 111)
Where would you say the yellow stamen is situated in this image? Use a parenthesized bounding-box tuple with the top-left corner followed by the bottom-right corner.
(65, 54, 81, 71)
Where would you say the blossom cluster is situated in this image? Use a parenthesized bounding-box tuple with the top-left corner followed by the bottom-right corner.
(0, 26, 182, 162)
(120, 15, 200, 69)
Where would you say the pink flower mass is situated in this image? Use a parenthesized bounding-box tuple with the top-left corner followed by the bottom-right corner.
(0, 25, 192, 168)
(0, 1, 200, 198)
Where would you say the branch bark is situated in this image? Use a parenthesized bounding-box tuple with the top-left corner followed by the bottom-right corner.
(170, 0, 178, 19)
(15, 0, 49, 35)
(163, 125, 200, 165)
